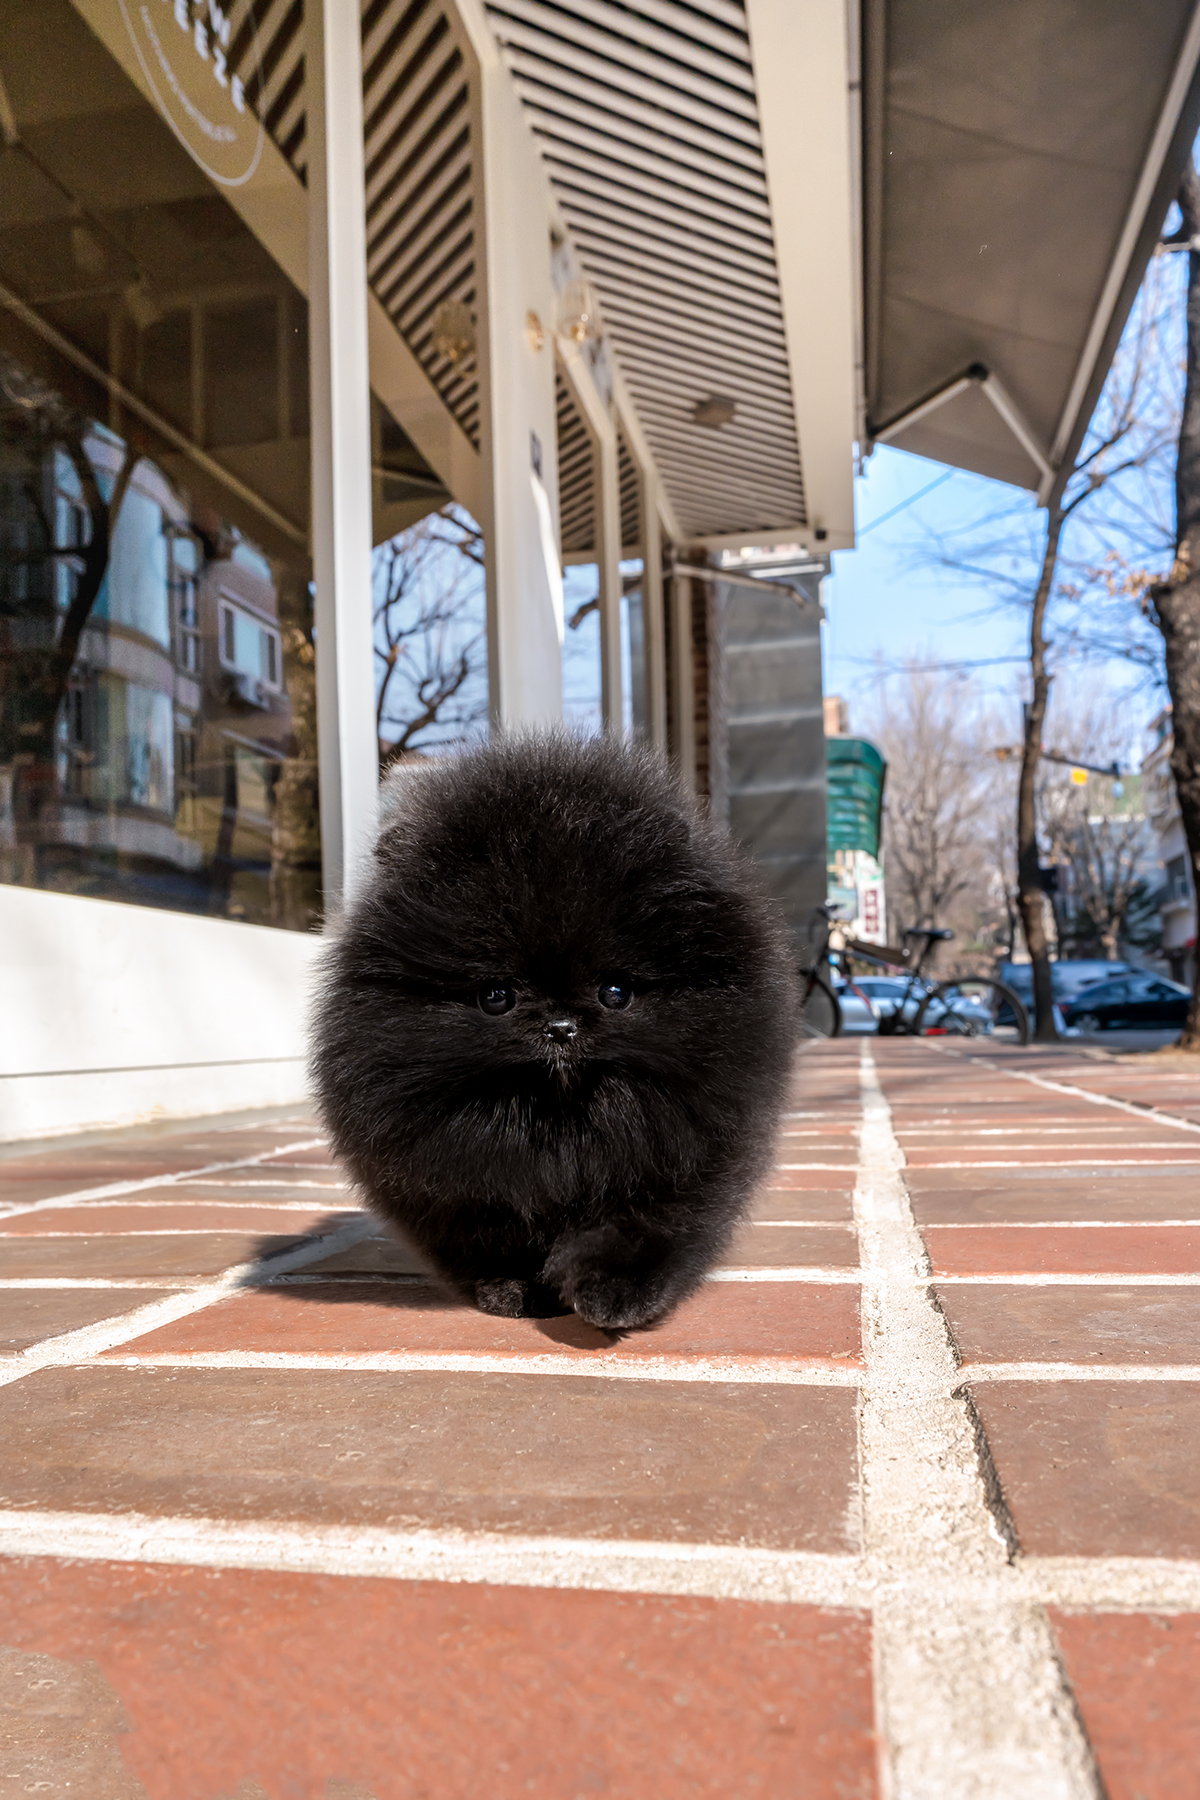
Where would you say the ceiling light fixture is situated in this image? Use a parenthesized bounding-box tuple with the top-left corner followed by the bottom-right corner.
(694, 395, 736, 427)
(558, 279, 599, 343)
(431, 300, 475, 364)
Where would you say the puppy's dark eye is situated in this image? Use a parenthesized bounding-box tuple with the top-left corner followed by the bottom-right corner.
(478, 982, 516, 1016)
(598, 978, 633, 1010)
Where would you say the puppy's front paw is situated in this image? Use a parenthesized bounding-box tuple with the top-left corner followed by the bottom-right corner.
(570, 1272, 665, 1331)
(473, 1278, 567, 1319)
(473, 1278, 527, 1318)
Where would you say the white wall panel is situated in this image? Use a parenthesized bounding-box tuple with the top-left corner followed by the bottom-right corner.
(0, 889, 320, 1140)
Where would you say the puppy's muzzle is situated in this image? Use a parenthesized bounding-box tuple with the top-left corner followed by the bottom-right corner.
(544, 1018, 578, 1045)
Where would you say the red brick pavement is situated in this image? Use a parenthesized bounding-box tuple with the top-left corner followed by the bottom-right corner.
(0, 1038, 1197, 1796)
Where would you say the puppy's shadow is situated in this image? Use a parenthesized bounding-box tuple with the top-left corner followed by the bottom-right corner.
(248, 1215, 620, 1346)
(535, 1315, 621, 1350)
(247, 1213, 460, 1309)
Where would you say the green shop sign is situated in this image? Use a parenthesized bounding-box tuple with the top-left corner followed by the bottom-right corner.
(826, 737, 886, 859)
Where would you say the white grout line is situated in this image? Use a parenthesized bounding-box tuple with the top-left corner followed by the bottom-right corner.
(854, 1043, 1101, 1799)
(87, 1349, 862, 1385)
(784, 1111, 859, 1119)
(0, 1506, 1197, 1616)
(932, 1273, 1200, 1286)
(960, 1363, 1200, 1383)
(919, 1043, 1200, 1134)
(0, 1137, 329, 1219)
(752, 1219, 860, 1228)
(188, 1179, 348, 1191)
(706, 1267, 860, 1283)
(2, 1227, 359, 1238)
(252, 1163, 339, 1172)
(0, 1277, 207, 1289)
(0, 1196, 359, 1212)
(888, 1157, 1200, 1168)
(896, 1126, 1163, 1136)
(915, 1220, 1200, 1229)
(0, 1509, 868, 1606)
(1019, 1557, 1200, 1611)
(775, 1162, 861, 1170)
(0, 1216, 378, 1391)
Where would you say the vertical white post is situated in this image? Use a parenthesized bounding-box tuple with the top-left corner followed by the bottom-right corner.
(619, 422, 666, 753)
(670, 569, 696, 793)
(308, 0, 378, 908)
(595, 423, 622, 735)
(642, 493, 666, 752)
(463, 23, 562, 730)
(558, 340, 623, 735)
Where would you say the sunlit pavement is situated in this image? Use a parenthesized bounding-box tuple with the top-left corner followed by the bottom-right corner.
(1, 1041, 1199, 1797)
(1067, 1027, 1184, 1054)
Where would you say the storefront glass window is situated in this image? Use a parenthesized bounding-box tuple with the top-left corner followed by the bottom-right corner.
(0, 0, 321, 929)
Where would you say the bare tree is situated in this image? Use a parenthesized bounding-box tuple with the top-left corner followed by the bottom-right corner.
(913, 280, 1178, 1037)
(373, 504, 487, 770)
(864, 664, 998, 964)
(1149, 159, 1200, 1048)
(270, 567, 321, 930)
(1032, 687, 1156, 963)
(0, 355, 136, 830)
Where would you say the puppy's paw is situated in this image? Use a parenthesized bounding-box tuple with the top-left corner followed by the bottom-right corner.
(570, 1271, 666, 1332)
(473, 1278, 527, 1318)
(473, 1278, 567, 1319)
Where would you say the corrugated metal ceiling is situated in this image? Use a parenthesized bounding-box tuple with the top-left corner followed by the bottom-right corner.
(485, 0, 806, 539)
(224, 0, 808, 541)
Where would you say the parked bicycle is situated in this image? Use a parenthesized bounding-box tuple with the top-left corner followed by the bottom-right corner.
(797, 912, 1031, 1045)
(796, 901, 845, 1041)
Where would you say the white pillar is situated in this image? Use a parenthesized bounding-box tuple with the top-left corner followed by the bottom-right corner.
(596, 420, 623, 737)
(618, 413, 666, 752)
(308, 0, 378, 907)
(466, 25, 563, 729)
(642, 494, 667, 752)
(670, 570, 697, 793)
(557, 338, 623, 735)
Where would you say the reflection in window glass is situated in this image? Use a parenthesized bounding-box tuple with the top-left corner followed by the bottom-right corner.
(373, 505, 488, 767)
(560, 559, 644, 740)
(0, 0, 321, 929)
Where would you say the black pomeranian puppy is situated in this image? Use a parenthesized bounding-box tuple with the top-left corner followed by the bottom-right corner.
(311, 733, 795, 1329)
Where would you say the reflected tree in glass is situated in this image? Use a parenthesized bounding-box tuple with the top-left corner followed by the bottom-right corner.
(373, 503, 488, 769)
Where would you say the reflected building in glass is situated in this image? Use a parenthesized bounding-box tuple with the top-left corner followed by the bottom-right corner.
(0, 0, 329, 928)
(0, 0, 458, 939)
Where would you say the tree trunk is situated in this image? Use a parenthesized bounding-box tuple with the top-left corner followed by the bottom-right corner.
(270, 568, 322, 931)
(11, 431, 133, 831)
(1152, 162, 1200, 1050)
(1016, 510, 1064, 1041)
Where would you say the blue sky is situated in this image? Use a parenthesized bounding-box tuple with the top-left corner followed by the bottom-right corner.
(823, 445, 1037, 731)
(825, 240, 1186, 746)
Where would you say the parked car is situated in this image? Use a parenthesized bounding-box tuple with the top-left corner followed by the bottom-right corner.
(919, 986, 996, 1035)
(995, 958, 1135, 1027)
(847, 975, 929, 1029)
(835, 973, 998, 1036)
(1062, 973, 1191, 1032)
(833, 976, 882, 1034)
(997, 959, 1134, 1009)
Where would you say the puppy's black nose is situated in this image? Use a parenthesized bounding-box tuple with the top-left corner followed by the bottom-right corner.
(545, 1018, 578, 1044)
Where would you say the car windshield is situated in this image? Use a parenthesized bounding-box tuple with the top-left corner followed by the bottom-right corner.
(1074, 985, 1119, 1005)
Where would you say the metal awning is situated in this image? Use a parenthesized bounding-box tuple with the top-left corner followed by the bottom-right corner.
(483, 0, 807, 541)
(176, 0, 860, 552)
(863, 0, 1200, 498)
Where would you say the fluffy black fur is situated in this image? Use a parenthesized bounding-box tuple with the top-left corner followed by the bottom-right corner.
(311, 733, 796, 1329)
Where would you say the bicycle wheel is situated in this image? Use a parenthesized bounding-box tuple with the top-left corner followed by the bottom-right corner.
(915, 978, 1030, 1046)
(797, 971, 842, 1041)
